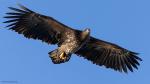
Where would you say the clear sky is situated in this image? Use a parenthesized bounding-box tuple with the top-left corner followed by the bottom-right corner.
(0, 0, 149, 84)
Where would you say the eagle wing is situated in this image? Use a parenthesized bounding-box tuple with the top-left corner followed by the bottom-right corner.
(4, 5, 70, 44)
(75, 37, 142, 73)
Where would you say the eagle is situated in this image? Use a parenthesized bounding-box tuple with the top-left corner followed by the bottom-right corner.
(3, 4, 142, 73)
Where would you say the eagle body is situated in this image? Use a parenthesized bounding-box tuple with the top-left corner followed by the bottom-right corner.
(50, 29, 90, 63)
(4, 4, 142, 73)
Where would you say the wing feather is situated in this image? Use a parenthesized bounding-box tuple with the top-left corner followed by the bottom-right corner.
(75, 37, 142, 73)
(4, 5, 71, 44)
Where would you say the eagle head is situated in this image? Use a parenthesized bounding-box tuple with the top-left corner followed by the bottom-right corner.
(81, 28, 90, 41)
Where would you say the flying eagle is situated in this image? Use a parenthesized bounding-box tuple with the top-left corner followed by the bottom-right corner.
(3, 5, 142, 73)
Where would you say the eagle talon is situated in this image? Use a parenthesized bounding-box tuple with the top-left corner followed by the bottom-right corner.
(59, 52, 66, 60)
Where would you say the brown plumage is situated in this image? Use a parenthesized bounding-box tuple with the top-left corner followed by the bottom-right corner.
(3, 4, 142, 73)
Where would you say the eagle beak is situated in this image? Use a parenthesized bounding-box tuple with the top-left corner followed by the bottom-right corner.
(59, 52, 66, 60)
(84, 28, 90, 33)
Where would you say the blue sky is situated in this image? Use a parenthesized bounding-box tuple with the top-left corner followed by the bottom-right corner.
(0, 0, 149, 84)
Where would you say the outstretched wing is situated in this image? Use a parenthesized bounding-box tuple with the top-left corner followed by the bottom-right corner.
(75, 37, 142, 73)
(4, 5, 70, 44)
